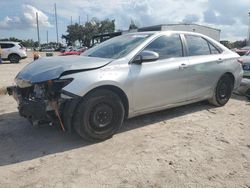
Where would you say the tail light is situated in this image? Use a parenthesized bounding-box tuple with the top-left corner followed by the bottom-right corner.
(20, 47, 26, 51)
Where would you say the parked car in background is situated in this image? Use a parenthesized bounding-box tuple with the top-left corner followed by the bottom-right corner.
(7, 31, 243, 141)
(0, 41, 27, 63)
(41, 47, 55, 52)
(239, 50, 250, 78)
(236, 78, 250, 100)
(234, 46, 250, 56)
(238, 50, 250, 78)
(60, 47, 87, 56)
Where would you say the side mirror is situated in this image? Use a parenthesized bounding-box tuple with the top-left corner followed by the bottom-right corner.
(133, 50, 159, 64)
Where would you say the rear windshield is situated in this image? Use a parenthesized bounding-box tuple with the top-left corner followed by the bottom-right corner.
(83, 34, 152, 59)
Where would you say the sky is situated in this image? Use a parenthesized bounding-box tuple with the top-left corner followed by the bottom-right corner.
(0, 0, 249, 43)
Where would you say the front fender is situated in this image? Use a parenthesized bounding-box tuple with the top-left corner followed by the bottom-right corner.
(61, 65, 130, 97)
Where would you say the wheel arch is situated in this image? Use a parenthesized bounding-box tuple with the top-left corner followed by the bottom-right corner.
(223, 72, 235, 87)
(84, 85, 129, 118)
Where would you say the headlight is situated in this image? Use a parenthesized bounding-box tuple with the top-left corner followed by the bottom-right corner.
(15, 78, 32, 88)
(47, 78, 73, 91)
(40, 78, 74, 99)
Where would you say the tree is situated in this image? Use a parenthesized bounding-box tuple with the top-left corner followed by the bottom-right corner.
(62, 18, 116, 47)
(129, 19, 138, 30)
(99, 19, 115, 34)
(220, 39, 247, 49)
(62, 23, 82, 46)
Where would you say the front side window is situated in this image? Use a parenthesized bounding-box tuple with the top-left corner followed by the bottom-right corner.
(185, 35, 210, 56)
(144, 34, 183, 59)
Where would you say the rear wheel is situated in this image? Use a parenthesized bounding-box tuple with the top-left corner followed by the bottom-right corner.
(9, 54, 20, 63)
(209, 74, 234, 106)
(73, 89, 125, 141)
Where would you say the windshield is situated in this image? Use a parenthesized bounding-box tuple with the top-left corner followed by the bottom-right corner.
(83, 33, 152, 59)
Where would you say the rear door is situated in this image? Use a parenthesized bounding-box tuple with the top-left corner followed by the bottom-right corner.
(131, 34, 190, 112)
(183, 35, 223, 100)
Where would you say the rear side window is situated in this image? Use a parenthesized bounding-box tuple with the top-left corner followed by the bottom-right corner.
(144, 34, 183, 59)
(185, 35, 210, 56)
(208, 43, 220, 54)
(0, 43, 15, 49)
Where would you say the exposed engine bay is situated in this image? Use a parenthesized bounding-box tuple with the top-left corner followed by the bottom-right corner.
(7, 78, 74, 129)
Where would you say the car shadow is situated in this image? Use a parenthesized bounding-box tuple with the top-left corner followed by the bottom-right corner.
(0, 101, 214, 166)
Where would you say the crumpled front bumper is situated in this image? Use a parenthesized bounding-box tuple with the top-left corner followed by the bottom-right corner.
(7, 86, 49, 124)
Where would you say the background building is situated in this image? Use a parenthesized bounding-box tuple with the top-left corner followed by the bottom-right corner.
(137, 24, 221, 41)
(92, 23, 221, 45)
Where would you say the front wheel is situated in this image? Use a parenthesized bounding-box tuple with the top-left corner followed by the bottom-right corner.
(209, 74, 234, 106)
(73, 89, 125, 141)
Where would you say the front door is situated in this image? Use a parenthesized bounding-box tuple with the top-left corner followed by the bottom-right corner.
(130, 34, 189, 113)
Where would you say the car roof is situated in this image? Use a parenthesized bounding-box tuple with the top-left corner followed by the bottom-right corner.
(0, 41, 19, 44)
(124, 30, 211, 38)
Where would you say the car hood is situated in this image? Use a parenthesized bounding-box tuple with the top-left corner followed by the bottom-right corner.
(15, 55, 112, 84)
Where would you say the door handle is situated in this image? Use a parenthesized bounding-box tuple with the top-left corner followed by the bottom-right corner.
(179, 63, 188, 70)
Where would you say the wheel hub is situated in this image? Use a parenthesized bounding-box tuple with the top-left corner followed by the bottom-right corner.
(91, 104, 113, 128)
(219, 83, 227, 99)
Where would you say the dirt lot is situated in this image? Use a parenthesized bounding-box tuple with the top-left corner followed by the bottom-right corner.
(0, 53, 250, 187)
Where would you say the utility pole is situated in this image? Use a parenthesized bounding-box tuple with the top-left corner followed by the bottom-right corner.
(71, 16, 73, 25)
(36, 12, 40, 48)
(54, 3, 59, 44)
(79, 16, 81, 25)
(87, 14, 89, 22)
(46, 30, 48, 44)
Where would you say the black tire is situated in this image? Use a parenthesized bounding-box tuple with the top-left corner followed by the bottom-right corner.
(209, 74, 234, 106)
(62, 99, 80, 133)
(73, 89, 125, 141)
(9, 54, 20, 63)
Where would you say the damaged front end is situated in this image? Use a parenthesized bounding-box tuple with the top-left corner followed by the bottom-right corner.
(7, 78, 75, 128)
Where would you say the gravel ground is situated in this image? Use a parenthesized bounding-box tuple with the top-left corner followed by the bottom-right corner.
(0, 52, 249, 188)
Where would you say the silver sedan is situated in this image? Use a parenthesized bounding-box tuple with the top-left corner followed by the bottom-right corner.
(8, 31, 243, 141)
